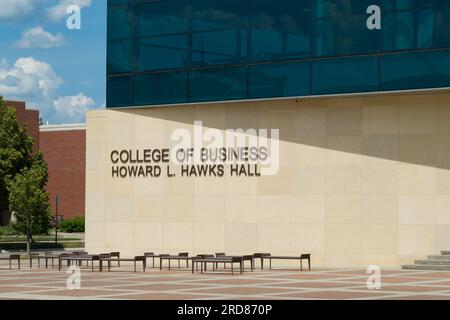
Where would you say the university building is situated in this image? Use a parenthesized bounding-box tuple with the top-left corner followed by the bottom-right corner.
(86, 0, 450, 267)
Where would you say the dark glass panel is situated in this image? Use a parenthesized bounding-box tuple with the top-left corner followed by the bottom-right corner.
(108, 4, 133, 40)
(107, 76, 133, 107)
(108, 39, 134, 73)
(189, 67, 247, 102)
(250, 0, 311, 62)
(135, 0, 190, 37)
(312, 55, 379, 95)
(138, 35, 189, 71)
(381, 50, 450, 91)
(249, 61, 310, 98)
(382, 11, 415, 51)
(134, 72, 188, 105)
(191, 28, 247, 66)
(191, 0, 247, 30)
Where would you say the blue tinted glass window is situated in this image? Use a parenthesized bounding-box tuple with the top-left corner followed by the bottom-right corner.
(250, 0, 311, 62)
(138, 35, 188, 71)
(381, 50, 450, 91)
(191, 28, 247, 66)
(107, 0, 450, 108)
(108, 4, 133, 40)
(135, 0, 190, 37)
(108, 40, 134, 73)
(135, 72, 188, 105)
(312, 56, 379, 95)
(314, 14, 379, 56)
(430, 4, 450, 48)
(382, 11, 415, 51)
(249, 61, 310, 98)
(191, 0, 247, 30)
(107, 76, 133, 107)
(190, 67, 247, 102)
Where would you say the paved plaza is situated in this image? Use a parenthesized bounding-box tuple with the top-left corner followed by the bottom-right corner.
(1, 260, 450, 300)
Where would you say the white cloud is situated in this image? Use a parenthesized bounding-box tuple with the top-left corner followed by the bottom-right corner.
(47, 0, 91, 21)
(53, 93, 95, 121)
(15, 26, 68, 49)
(0, 57, 96, 123)
(0, 57, 63, 99)
(0, 0, 34, 20)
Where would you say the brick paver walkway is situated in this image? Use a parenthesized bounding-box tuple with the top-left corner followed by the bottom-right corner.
(1, 261, 449, 300)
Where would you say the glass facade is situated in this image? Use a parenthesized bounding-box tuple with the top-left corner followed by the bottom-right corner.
(107, 0, 450, 108)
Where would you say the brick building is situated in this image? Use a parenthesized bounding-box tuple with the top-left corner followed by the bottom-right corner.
(39, 124, 86, 220)
(4, 101, 86, 224)
(5, 101, 40, 153)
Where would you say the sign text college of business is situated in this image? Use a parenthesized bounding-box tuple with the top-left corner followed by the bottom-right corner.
(110, 147, 266, 179)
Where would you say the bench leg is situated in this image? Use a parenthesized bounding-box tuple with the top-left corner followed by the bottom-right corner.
(9, 260, 11, 270)
(231, 263, 234, 275)
(169, 259, 171, 270)
(134, 261, 136, 273)
(261, 258, 264, 270)
(308, 258, 311, 271)
(270, 258, 272, 270)
(300, 259, 302, 271)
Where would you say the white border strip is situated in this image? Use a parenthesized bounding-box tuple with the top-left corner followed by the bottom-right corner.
(39, 123, 86, 132)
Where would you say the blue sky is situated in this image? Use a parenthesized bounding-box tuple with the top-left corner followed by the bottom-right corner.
(0, 0, 107, 124)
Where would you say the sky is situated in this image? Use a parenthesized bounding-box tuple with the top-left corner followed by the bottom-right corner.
(0, 0, 107, 124)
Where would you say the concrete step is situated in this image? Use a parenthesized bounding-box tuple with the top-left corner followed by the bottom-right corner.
(415, 259, 450, 265)
(428, 255, 450, 260)
(441, 251, 450, 256)
(402, 264, 450, 271)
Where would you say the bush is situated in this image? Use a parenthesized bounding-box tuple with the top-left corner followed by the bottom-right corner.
(0, 225, 18, 236)
(59, 216, 85, 233)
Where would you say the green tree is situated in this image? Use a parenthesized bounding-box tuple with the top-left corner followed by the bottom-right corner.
(8, 153, 51, 255)
(0, 97, 34, 217)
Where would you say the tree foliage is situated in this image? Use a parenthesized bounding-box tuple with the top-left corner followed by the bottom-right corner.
(8, 152, 51, 238)
(0, 97, 51, 256)
(0, 98, 34, 213)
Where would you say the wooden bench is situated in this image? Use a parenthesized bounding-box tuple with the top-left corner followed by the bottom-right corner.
(99, 256, 146, 272)
(0, 254, 21, 270)
(261, 254, 311, 271)
(58, 254, 100, 271)
(159, 253, 191, 270)
(191, 257, 244, 275)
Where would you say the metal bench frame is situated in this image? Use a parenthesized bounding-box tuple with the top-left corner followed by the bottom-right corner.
(99, 256, 146, 272)
(0, 255, 21, 270)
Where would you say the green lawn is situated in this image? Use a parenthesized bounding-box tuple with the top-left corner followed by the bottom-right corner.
(0, 236, 81, 242)
(0, 242, 85, 251)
